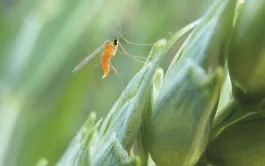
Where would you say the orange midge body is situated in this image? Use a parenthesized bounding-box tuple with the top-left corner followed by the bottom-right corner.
(101, 39, 118, 78)
(72, 39, 119, 79)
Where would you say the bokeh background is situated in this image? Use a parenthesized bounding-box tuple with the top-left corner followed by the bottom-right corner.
(0, 0, 212, 165)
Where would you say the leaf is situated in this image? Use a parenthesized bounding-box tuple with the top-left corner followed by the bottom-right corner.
(207, 106, 265, 166)
(147, 60, 224, 166)
(92, 133, 141, 166)
(146, 0, 237, 165)
(167, 0, 236, 73)
(228, 0, 265, 104)
(56, 112, 101, 166)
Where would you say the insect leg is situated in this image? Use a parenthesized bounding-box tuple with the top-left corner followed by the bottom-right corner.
(116, 30, 155, 46)
(117, 43, 145, 63)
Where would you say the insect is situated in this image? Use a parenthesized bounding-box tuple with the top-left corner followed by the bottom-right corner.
(72, 39, 119, 79)
(72, 32, 152, 79)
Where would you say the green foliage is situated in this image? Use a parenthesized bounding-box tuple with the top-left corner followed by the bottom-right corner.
(145, 0, 235, 165)
(228, 0, 265, 104)
(57, 112, 101, 166)
(1, 0, 265, 166)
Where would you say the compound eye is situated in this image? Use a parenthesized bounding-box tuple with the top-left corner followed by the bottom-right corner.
(113, 39, 118, 46)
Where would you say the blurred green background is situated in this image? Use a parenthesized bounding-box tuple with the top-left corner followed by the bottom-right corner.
(0, 0, 212, 165)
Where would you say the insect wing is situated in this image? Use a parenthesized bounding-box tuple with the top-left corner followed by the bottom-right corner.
(72, 45, 104, 73)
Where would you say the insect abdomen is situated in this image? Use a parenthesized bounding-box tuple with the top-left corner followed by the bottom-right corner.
(101, 51, 112, 79)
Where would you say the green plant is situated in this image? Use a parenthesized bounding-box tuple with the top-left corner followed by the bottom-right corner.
(2, 0, 265, 165)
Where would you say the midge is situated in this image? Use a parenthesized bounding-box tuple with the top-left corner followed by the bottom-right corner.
(72, 32, 152, 79)
(72, 39, 119, 79)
